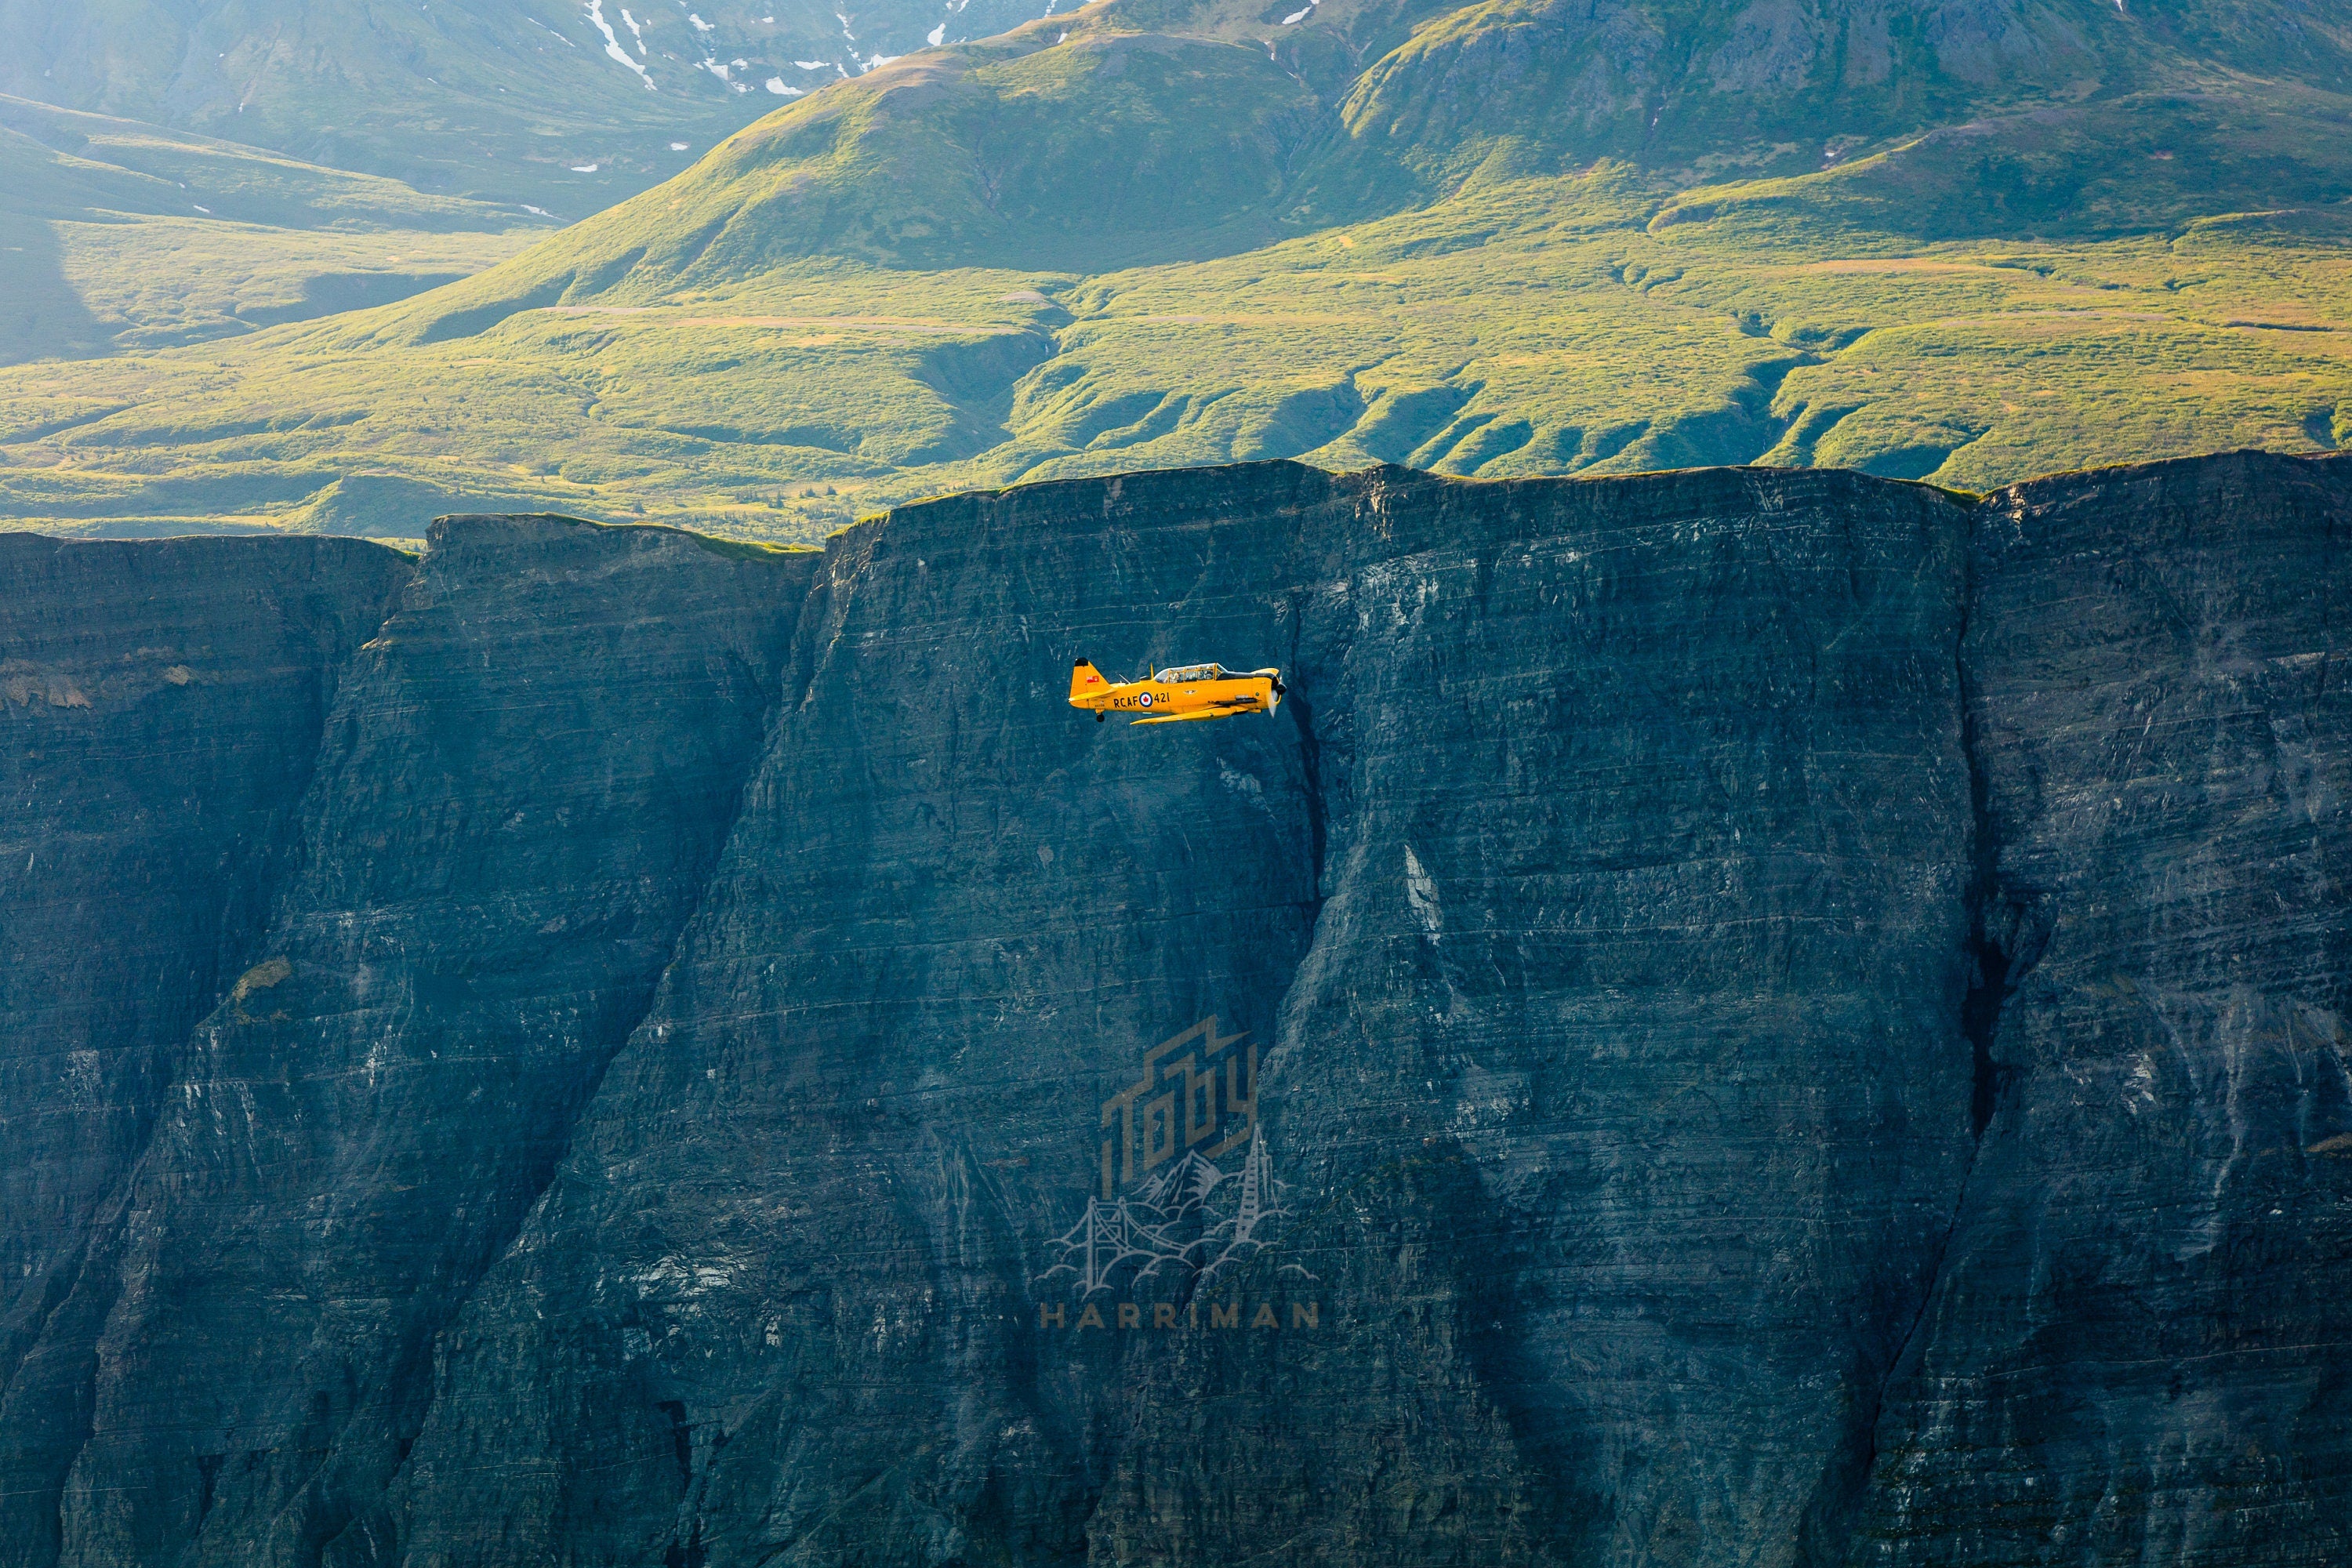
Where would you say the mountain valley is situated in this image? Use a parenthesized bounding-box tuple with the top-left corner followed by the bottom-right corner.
(3, 0, 2351, 541)
(1, 94, 553, 365)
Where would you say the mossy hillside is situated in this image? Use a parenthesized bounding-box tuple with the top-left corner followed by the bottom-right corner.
(1, 96, 548, 362)
(1214, 0, 2352, 210)
(0, 96, 546, 231)
(1650, 85, 2352, 243)
(370, 14, 1324, 338)
(8, 162, 2350, 543)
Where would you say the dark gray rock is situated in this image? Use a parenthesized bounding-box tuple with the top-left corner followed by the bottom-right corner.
(0, 456, 2347, 1566)
(0, 533, 412, 1568)
(1849, 452, 2352, 1566)
(390, 463, 1979, 1568)
(4, 518, 810, 1568)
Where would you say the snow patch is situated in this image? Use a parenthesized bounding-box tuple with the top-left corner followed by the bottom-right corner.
(570, 162, 600, 172)
(699, 55, 750, 89)
(619, 5, 644, 43)
(192, 203, 212, 213)
(866, 52, 898, 67)
(585, 0, 658, 87)
(670, 140, 690, 149)
(793, 57, 828, 67)
(927, 21, 945, 44)
(1281, 3, 1310, 20)
(688, 9, 713, 28)
(764, 77, 801, 93)
(527, 16, 577, 45)
(521, 203, 554, 216)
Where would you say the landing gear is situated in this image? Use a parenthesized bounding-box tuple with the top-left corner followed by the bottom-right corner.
(1095, 710, 1105, 722)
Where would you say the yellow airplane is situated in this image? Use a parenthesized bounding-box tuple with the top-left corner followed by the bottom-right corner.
(1069, 659, 1286, 724)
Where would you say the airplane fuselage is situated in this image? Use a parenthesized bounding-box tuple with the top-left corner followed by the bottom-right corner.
(1069, 661, 1283, 724)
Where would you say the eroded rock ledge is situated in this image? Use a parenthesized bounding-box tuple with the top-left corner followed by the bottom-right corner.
(1, 452, 2346, 1567)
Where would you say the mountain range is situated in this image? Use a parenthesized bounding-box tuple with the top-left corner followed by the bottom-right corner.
(2, 0, 2350, 539)
(0, 0, 1069, 205)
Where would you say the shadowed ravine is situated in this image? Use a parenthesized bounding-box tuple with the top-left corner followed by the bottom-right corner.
(1, 452, 2347, 1567)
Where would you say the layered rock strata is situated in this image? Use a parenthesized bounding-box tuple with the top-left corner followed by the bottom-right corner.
(0, 453, 2344, 1566)
(0, 535, 412, 1568)
(1854, 455, 2352, 1566)
(2, 519, 810, 1568)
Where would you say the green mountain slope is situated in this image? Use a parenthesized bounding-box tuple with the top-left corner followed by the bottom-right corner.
(4, 0, 2350, 541)
(1330, 0, 2352, 178)
(369, 0, 2352, 294)
(0, 96, 549, 363)
(375, 23, 1329, 291)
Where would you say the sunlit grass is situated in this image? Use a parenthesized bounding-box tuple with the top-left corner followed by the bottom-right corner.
(4, 138, 2352, 540)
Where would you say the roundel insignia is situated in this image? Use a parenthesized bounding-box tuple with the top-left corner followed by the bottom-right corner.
(1139, 691, 1152, 707)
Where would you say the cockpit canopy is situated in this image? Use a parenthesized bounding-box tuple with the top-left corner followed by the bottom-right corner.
(1154, 664, 1227, 683)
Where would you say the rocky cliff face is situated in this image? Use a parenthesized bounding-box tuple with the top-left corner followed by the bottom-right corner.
(0, 452, 2345, 1567)
(1854, 456, 2352, 1566)
(0, 535, 412, 1568)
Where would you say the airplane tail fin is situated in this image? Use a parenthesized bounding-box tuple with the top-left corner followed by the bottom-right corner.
(1069, 659, 1109, 705)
